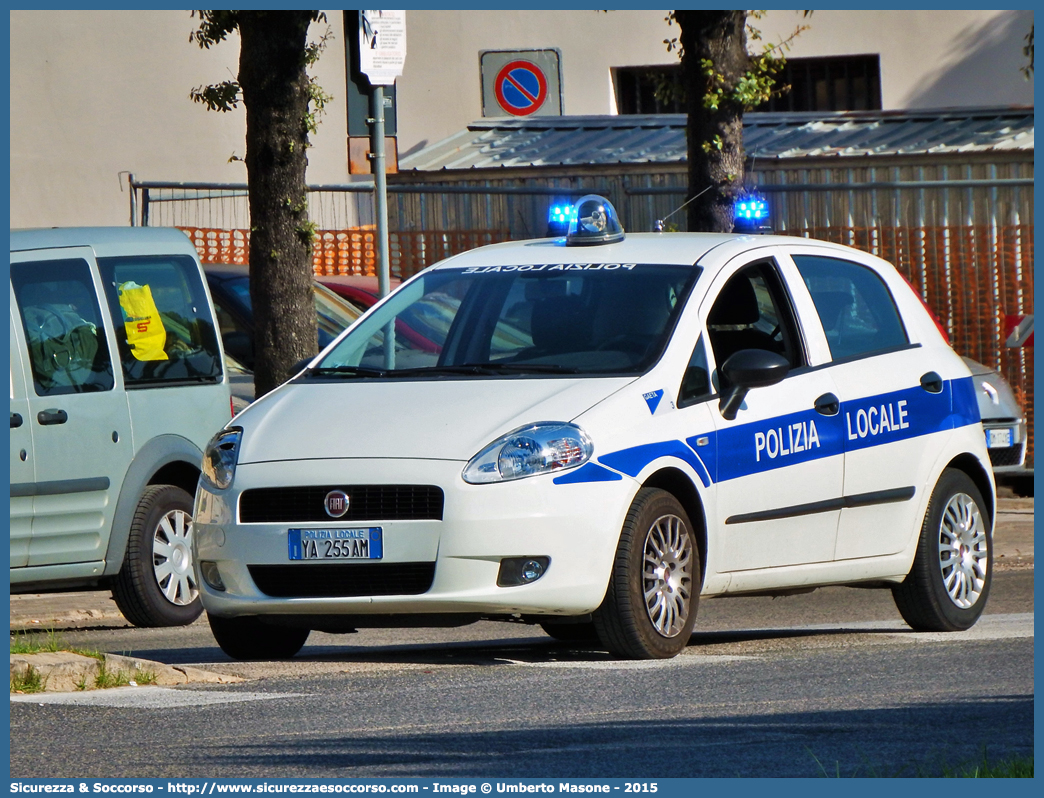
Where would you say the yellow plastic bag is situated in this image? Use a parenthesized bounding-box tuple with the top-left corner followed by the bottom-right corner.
(118, 282, 168, 361)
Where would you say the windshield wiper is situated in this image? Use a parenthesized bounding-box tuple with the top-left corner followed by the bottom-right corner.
(470, 362, 582, 374)
(308, 365, 388, 378)
(390, 364, 498, 377)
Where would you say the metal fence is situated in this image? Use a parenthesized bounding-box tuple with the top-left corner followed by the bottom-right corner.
(131, 173, 1034, 464)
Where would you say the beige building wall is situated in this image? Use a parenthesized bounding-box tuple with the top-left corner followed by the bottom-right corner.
(9, 9, 1033, 229)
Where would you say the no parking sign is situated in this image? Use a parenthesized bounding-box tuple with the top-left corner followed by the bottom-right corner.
(481, 49, 562, 118)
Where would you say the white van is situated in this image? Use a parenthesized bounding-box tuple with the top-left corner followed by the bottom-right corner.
(10, 227, 232, 626)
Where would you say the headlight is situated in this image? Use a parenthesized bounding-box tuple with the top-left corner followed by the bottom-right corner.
(462, 422, 593, 484)
(201, 427, 243, 491)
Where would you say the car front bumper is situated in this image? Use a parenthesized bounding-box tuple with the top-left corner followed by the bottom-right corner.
(193, 457, 637, 619)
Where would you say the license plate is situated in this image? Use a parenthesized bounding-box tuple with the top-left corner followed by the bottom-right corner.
(986, 428, 1014, 449)
(288, 528, 383, 560)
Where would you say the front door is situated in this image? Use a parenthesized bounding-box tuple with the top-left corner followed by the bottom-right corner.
(702, 255, 846, 572)
(10, 250, 132, 568)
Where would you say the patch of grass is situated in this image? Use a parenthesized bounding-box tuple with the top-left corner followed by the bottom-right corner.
(10, 628, 103, 660)
(808, 747, 1033, 778)
(10, 665, 45, 694)
(94, 662, 130, 690)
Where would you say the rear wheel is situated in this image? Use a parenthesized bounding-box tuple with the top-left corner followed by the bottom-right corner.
(208, 614, 310, 661)
(892, 469, 992, 631)
(111, 485, 203, 627)
(593, 488, 699, 659)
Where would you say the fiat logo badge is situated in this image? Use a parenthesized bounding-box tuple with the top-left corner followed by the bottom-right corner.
(324, 490, 350, 519)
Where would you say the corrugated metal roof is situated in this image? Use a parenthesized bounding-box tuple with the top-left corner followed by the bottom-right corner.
(399, 107, 1034, 172)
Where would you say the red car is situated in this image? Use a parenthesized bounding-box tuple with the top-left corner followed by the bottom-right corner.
(316, 274, 443, 353)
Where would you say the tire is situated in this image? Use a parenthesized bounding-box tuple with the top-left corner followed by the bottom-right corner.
(208, 614, 310, 661)
(111, 485, 203, 627)
(892, 469, 992, 632)
(539, 621, 601, 645)
(593, 488, 700, 659)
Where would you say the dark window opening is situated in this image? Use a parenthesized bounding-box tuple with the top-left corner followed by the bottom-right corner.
(614, 55, 881, 115)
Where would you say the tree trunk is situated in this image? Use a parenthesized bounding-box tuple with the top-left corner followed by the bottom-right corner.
(238, 11, 317, 397)
(676, 10, 749, 233)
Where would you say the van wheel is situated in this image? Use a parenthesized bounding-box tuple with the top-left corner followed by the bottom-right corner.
(892, 469, 992, 631)
(593, 488, 699, 659)
(209, 614, 310, 660)
(111, 485, 203, 627)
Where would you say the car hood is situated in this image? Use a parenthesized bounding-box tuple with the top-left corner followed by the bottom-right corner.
(235, 376, 635, 464)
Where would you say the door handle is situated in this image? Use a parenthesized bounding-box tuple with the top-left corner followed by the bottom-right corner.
(10, 412, 23, 428)
(920, 372, 943, 394)
(37, 409, 68, 425)
(814, 393, 840, 416)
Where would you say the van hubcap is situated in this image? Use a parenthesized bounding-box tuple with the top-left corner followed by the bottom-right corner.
(152, 509, 199, 606)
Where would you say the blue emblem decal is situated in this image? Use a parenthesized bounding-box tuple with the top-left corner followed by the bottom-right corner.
(643, 389, 664, 414)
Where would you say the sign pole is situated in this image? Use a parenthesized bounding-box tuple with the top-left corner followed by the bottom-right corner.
(370, 85, 390, 300)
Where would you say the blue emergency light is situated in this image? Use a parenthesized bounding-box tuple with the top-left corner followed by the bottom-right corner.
(546, 202, 576, 237)
(733, 193, 772, 233)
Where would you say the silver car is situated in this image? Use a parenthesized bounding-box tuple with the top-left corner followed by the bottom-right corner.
(963, 357, 1029, 484)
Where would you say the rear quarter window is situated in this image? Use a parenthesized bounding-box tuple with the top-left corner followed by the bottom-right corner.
(792, 254, 909, 361)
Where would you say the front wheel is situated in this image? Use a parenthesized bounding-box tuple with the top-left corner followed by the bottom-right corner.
(593, 488, 699, 659)
(208, 614, 310, 661)
(892, 469, 992, 631)
(111, 485, 203, 627)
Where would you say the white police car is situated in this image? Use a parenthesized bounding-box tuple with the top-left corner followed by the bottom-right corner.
(194, 195, 994, 660)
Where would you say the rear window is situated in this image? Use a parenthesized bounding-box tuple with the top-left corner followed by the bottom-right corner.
(98, 255, 223, 388)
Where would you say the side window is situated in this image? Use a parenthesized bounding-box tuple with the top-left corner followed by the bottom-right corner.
(792, 255, 908, 360)
(706, 261, 803, 372)
(11, 259, 115, 396)
(678, 334, 713, 407)
(97, 256, 223, 387)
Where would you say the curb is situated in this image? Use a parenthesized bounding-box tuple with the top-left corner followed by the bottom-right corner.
(10, 651, 244, 693)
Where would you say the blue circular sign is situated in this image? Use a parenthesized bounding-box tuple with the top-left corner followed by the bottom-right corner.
(494, 60, 548, 116)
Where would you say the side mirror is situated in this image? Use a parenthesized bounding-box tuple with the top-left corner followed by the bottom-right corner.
(718, 349, 790, 420)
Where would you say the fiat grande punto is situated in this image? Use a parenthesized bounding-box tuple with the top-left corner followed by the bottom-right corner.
(194, 195, 994, 660)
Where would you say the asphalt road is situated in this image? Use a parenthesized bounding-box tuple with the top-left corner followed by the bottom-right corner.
(9, 570, 1034, 779)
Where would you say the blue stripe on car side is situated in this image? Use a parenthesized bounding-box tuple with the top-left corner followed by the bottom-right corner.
(558, 378, 981, 488)
(552, 462, 624, 485)
(597, 440, 711, 487)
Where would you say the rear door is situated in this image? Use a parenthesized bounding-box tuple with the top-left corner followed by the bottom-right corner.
(785, 248, 950, 560)
(10, 249, 132, 568)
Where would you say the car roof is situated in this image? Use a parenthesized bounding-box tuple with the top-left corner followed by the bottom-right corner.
(203, 262, 250, 280)
(316, 274, 394, 295)
(426, 232, 869, 270)
(10, 226, 199, 257)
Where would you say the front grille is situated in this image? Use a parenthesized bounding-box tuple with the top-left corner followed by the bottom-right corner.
(248, 562, 436, 598)
(988, 445, 1025, 468)
(239, 485, 444, 523)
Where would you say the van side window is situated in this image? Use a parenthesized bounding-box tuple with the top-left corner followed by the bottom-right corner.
(792, 254, 909, 360)
(11, 259, 115, 396)
(97, 256, 223, 387)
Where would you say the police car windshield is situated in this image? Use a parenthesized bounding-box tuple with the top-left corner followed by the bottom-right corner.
(310, 263, 700, 378)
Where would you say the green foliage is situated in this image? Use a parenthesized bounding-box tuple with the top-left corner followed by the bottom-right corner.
(10, 628, 102, 660)
(665, 11, 810, 115)
(808, 746, 1033, 778)
(189, 10, 333, 135)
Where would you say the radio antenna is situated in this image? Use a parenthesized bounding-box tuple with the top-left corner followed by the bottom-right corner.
(654, 184, 713, 232)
